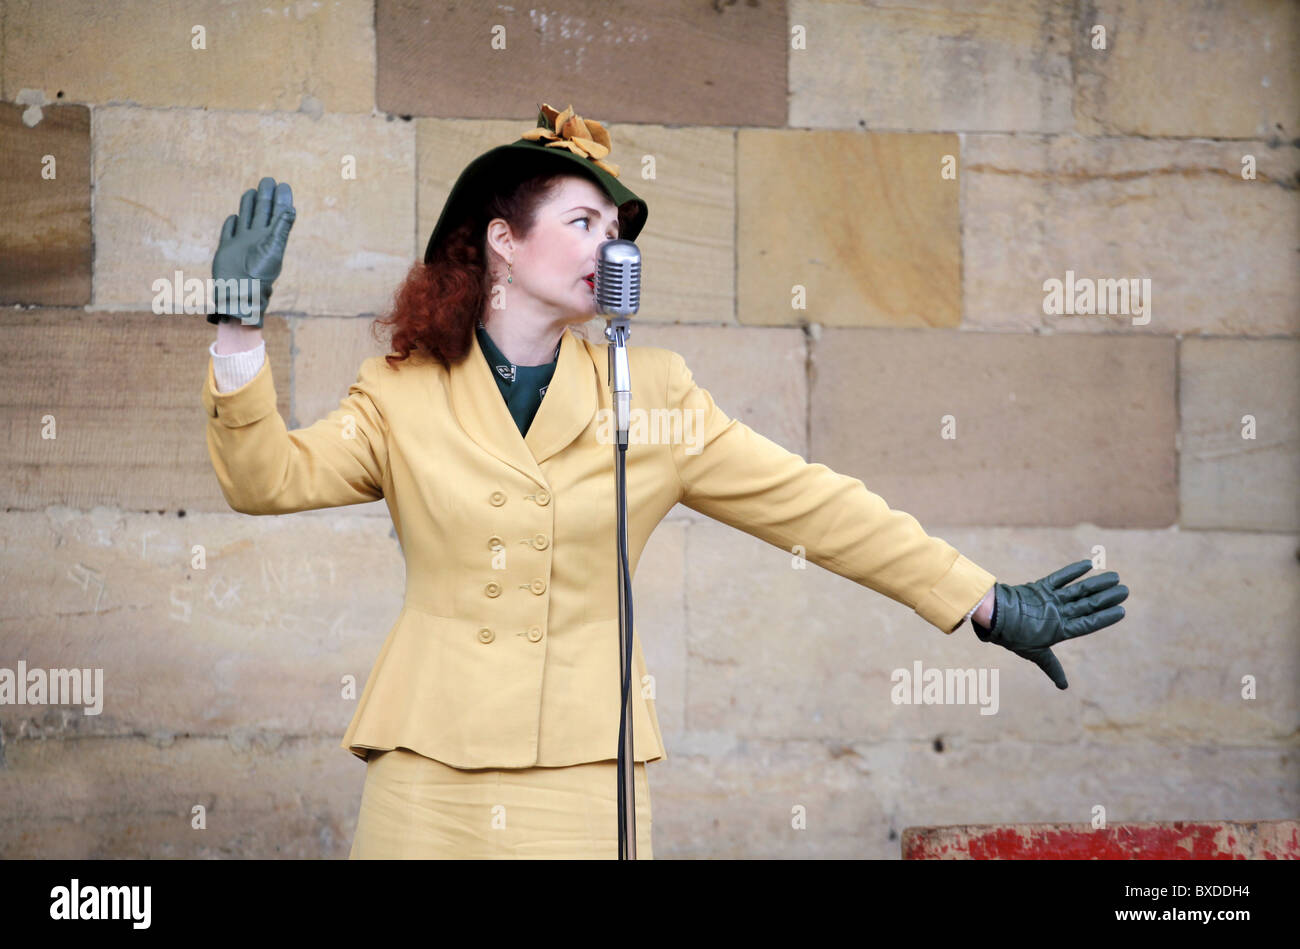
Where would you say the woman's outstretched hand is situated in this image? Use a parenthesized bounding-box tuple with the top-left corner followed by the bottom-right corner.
(208, 176, 296, 327)
(973, 559, 1129, 690)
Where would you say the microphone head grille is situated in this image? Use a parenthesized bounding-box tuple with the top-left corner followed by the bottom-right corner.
(594, 239, 642, 316)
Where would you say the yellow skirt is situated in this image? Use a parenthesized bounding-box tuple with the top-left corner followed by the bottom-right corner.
(348, 748, 654, 859)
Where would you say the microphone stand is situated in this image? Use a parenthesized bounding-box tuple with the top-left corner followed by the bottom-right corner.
(605, 314, 637, 860)
(596, 237, 641, 860)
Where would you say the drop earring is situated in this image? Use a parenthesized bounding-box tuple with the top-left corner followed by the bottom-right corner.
(507, 259, 513, 284)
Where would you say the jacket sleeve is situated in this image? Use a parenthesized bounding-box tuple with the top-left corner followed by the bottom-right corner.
(201, 353, 388, 515)
(666, 350, 995, 634)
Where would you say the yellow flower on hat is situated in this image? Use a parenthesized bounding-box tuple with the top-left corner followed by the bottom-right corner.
(520, 102, 621, 178)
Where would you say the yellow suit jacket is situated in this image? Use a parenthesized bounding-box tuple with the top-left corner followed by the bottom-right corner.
(202, 326, 997, 769)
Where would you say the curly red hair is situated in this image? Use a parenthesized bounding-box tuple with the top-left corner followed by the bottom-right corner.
(371, 171, 633, 371)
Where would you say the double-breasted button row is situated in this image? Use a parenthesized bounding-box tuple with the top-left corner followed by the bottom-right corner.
(490, 490, 550, 506)
(487, 578, 548, 596)
(475, 626, 545, 644)
(488, 533, 548, 551)
(482, 491, 549, 621)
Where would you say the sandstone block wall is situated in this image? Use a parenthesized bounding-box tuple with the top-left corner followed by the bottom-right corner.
(0, 0, 1295, 859)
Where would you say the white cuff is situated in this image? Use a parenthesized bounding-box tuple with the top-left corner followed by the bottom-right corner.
(209, 339, 266, 392)
(963, 584, 996, 624)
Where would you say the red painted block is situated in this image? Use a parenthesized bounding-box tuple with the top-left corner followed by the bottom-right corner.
(901, 820, 1299, 859)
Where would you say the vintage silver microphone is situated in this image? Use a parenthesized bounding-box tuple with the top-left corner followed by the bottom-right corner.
(593, 238, 641, 859)
(595, 239, 641, 442)
(594, 238, 641, 313)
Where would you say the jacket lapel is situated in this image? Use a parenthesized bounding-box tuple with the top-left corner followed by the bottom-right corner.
(447, 325, 598, 486)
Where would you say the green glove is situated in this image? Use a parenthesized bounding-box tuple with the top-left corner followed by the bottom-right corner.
(973, 559, 1128, 690)
(208, 176, 296, 328)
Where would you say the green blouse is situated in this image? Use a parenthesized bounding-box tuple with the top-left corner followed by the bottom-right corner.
(475, 319, 561, 438)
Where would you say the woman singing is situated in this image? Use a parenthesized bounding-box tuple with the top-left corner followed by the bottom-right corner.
(201, 102, 1129, 859)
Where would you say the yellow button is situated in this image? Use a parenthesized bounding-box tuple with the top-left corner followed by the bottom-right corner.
(530, 578, 546, 595)
(527, 626, 543, 643)
(488, 535, 504, 550)
(490, 491, 506, 506)
(535, 491, 550, 506)
(532, 533, 549, 550)
(477, 627, 495, 644)
(485, 581, 501, 597)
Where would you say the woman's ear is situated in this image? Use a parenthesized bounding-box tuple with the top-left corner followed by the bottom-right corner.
(484, 218, 514, 263)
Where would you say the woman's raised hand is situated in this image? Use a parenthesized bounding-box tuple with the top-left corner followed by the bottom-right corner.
(208, 176, 296, 328)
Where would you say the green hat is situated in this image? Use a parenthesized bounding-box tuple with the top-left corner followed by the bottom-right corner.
(423, 103, 648, 266)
